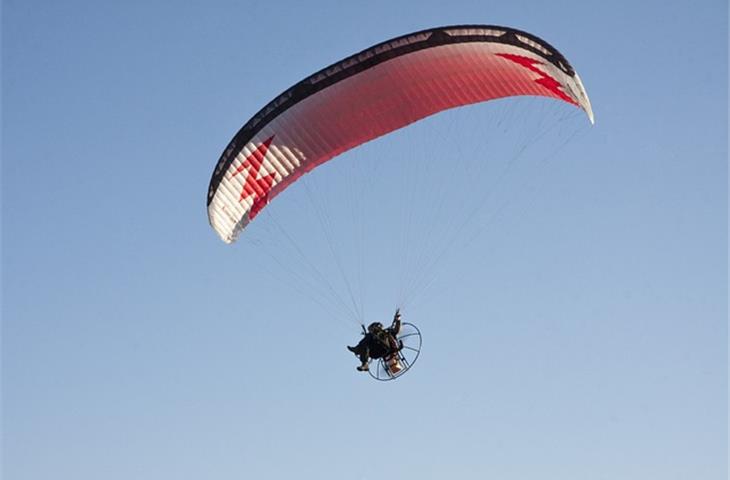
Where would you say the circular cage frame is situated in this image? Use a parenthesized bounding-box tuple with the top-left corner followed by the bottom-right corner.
(368, 322, 422, 381)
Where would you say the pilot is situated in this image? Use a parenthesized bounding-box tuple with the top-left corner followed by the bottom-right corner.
(347, 309, 402, 371)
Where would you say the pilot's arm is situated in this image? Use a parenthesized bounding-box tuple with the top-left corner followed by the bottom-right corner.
(390, 308, 402, 335)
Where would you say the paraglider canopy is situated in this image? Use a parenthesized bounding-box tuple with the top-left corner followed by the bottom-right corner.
(207, 25, 593, 244)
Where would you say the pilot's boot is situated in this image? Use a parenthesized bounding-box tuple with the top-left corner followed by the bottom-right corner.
(356, 363, 369, 372)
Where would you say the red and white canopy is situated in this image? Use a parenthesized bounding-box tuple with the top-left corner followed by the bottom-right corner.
(207, 25, 593, 243)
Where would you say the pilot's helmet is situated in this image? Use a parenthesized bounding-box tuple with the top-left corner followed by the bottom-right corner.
(367, 322, 383, 333)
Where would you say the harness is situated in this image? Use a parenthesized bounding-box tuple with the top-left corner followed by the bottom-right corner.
(373, 329, 399, 354)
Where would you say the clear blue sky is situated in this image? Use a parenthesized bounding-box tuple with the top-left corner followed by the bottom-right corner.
(2, 1, 727, 479)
